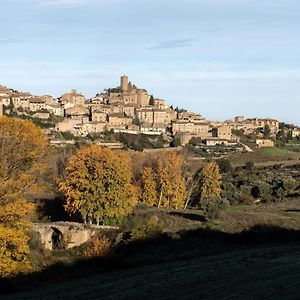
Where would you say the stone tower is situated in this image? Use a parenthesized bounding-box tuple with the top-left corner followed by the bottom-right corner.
(120, 75, 129, 92)
(137, 89, 149, 107)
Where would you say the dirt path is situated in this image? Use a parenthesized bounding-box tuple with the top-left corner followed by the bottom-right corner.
(4, 244, 300, 300)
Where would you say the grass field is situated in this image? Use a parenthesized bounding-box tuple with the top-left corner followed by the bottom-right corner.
(228, 147, 300, 166)
(3, 244, 300, 300)
(2, 201, 300, 300)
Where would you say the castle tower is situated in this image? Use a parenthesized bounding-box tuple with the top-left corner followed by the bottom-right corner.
(120, 75, 129, 92)
(137, 89, 149, 107)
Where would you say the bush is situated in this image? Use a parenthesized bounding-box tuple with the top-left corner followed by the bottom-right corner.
(130, 217, 162, 241)
(221, 182, 242, 205)
(245, 161, 255, 171)
(199, 195, 229, 220)
(217, 159, 233, 173)
(84, 235, 111, 257)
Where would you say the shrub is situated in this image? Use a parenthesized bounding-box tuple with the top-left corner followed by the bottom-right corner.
(130, 217, 162, 241)
(245, 161, 255, 171)
(84, 235, 111, 257)
(199, 195, 229, 220)
(217, 159, 233, 174)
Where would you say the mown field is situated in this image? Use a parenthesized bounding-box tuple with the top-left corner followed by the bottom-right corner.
(2, 244, 300, 300)
(2, 200, 300, 300)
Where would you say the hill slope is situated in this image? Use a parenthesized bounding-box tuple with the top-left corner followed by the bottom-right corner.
(3, 244, 300, 300)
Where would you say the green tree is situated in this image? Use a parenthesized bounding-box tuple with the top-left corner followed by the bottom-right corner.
(170, 138, 181, 147)
(149, 95, 155, 106)
(263, 124, 271, 138)
(60, 145, 138, 225)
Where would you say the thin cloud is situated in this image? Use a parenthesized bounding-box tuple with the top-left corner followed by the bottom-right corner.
(149, 38, 195, 50)
(38, 0, 89, 7)
(0, 38, 25, 44)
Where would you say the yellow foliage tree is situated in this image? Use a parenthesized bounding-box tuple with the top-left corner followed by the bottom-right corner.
(199, 162, 222, 199)
(60, 145, 137, 225)
(140, 152, 186, 209)
(0, 116, 48, 277)
(140, 167, 158, 206)
(156, 152, 187, 209)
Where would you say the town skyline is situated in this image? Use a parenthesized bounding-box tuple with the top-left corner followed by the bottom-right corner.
(1, 77, 299, 127)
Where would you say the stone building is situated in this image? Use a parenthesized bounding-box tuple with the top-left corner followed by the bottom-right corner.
(256, 139, 274, 148)
(211, 126, 232, 140)
(60, 89, 85, 106)
(108, 113, 132, 126)
(29, 98, 46, 112)
(92, 110, 107, 122)
(246, 118, 279, 134)
(194, 122, 210, 138)
(172, 120, 195, 134)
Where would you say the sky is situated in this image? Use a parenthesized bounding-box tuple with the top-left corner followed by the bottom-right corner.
(0, 0, 300, 125)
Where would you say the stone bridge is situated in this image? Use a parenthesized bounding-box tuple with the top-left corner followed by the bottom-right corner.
(32, 222, 119, 251)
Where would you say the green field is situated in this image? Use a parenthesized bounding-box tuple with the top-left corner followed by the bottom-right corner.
(228, 147, 300, 166)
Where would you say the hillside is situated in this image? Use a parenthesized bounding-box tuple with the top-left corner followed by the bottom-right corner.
(2, 244, 300, 300)
(2, 201, 300, 300)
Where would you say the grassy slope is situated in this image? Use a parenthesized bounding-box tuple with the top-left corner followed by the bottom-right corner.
(228, 147, 300, 166)
(3, 245, 300, 300)
(3, 201, 300, 300)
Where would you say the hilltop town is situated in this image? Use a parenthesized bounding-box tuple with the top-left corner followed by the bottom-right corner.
(0, 75, 299, 150)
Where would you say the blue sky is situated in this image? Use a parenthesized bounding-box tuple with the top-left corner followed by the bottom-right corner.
(1, 0, 300, 124)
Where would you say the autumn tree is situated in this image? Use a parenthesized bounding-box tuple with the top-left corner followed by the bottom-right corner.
(140, 167, 158, 206)
(60, 145, 137, 225)
(0, 116, 48, 277)
(140, 152, 187, 209)
(199, 162, 222, 200)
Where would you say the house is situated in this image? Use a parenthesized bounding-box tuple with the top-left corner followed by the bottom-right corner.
(60, 89, 85, 106)
(292, 128, 300, 138)
(65, 106, 89, 118)
(194, 122, 210, 138)
(108, 113, 132, 126)
(46, 103, 64, 116)
(211, 126, 232, 140)
(204, 138, 229, 146)
(246, 118, 280, 134)
(172, 120, 194, 134)
(92, 110, 107, 122)
(256, 139, 274, 148)
(29, 98, 46, 112)
(32, 111, 50, 119)
(74, 122, 107, 136)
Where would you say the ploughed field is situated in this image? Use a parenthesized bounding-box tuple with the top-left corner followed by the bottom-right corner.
(3, 244, 300, 300)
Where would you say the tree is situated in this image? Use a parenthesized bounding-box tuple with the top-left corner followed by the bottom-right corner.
(0, 116, 48, 277)
(149, 95, 155, 106)
(170, 138, 181, 147)
(263, 124, 271, 138)
(216, 159, 233, 173)
(140, 167, 158, 206)
(8, 96, 14, 114)
(60, 145, 137, 225)
(199, 162, 222, 200)
(139, 152, 187, 209)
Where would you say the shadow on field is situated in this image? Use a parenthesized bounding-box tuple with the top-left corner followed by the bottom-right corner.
(284, 209, 300, 213)
(168, 211, 206, 222)
(1, 224, 299, 296)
